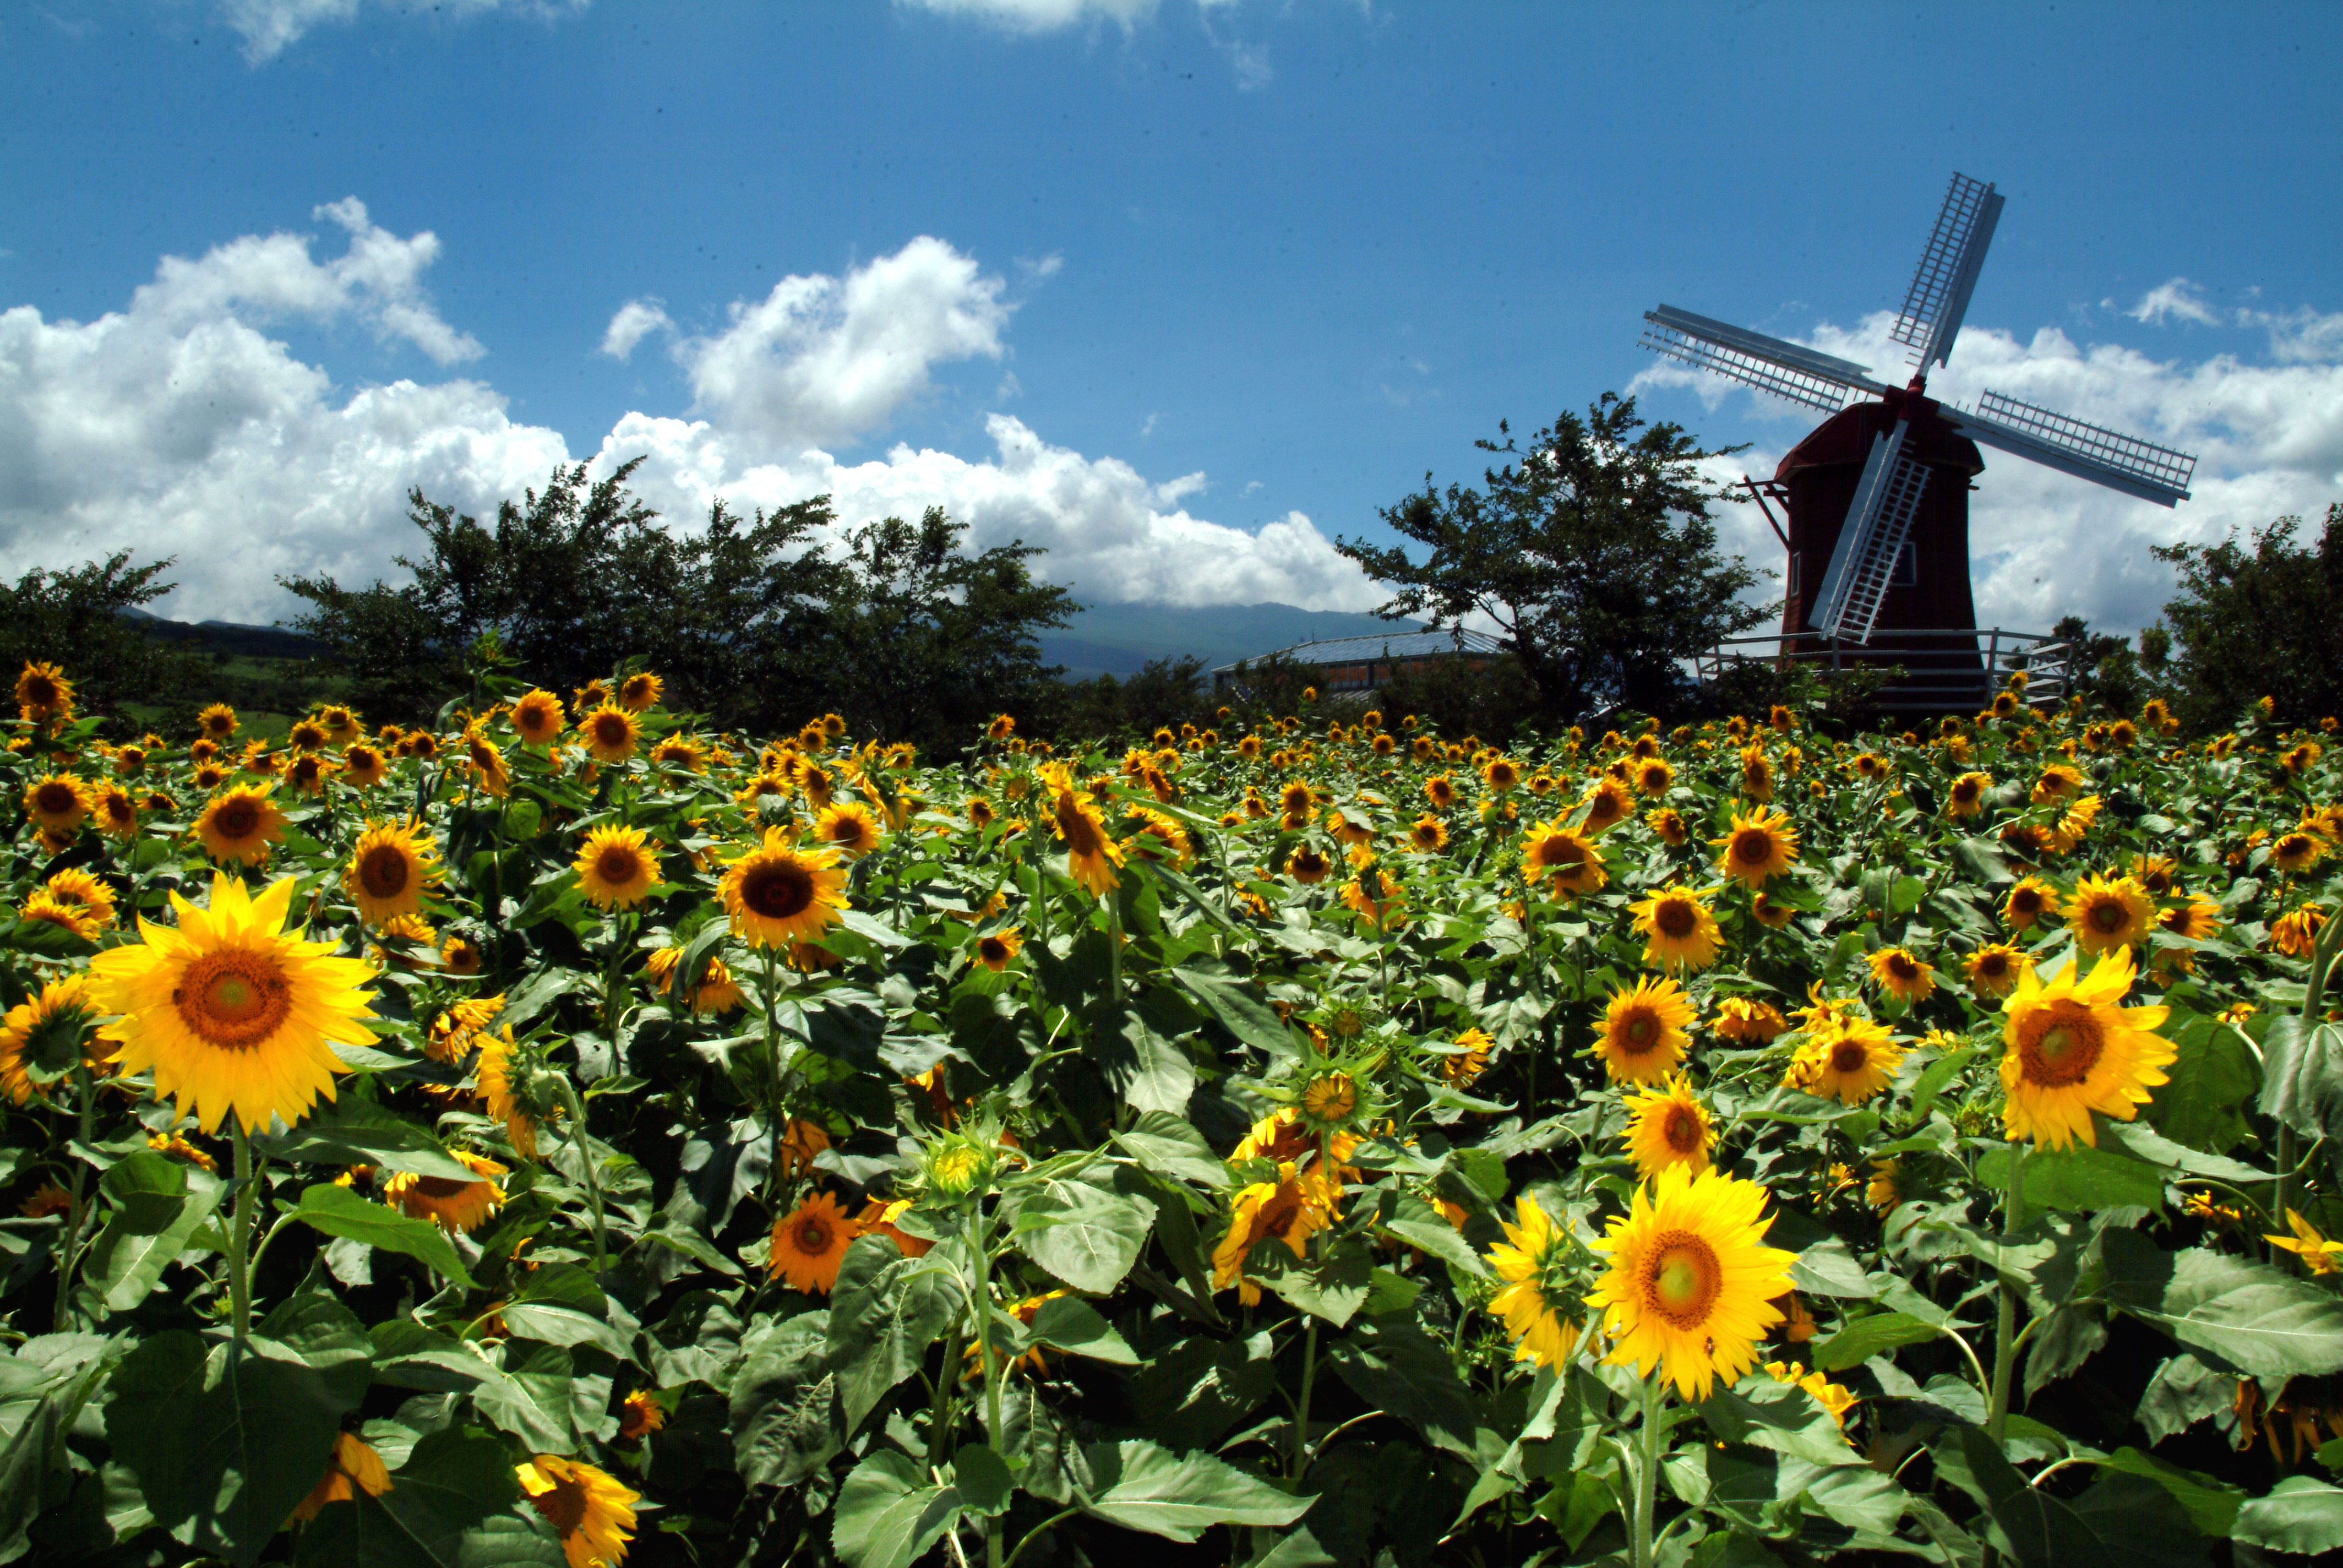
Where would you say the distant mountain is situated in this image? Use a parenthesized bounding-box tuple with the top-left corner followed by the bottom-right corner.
(1040, 602, 1430, 682)
(120, 609, 324, 662)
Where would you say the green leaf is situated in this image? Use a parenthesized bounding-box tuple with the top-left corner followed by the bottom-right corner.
(2069, 1472, 2208, 1568)
(2235, 1476, 2343, 1557)
(730, 1314, 840, 1488)
(1812, 1310, 1944, 1373)
(1100, 1008, 1196, 1117)
(294, 1427, 564, 1568)
(2260, 1018, 2343, 1141)
(264, 1101, 483, 1183)
(952, 1444, 1014, 1518)
(827, 1237, 966, 1430)
(1247, 1238, 1374, 1326)
(1790, 1237, 1876, 1298)
(1930, 1424, 2117, 1568)
(100, 1148, 188, 1232)
(1170, 961, 1298, 1058)
(1978, 1143, 2167, 1217)
(1077, 1439, 1314, 1542)
(1383, 1200, 1489, 1278)
(294, 1183, 476, 1288)
(2099, 1231, 2343, 1378)
(832, 1451, 962, 1568)
(1014, 1180, 1151, 1295)
(2144, 1014, 2259, 1155)
(2095, 1447, 2242, 1537)
(85, 1164, 225, 1310)
(1325, 1315, 1480, 1457)
(1028, 1294, 1137, 1363)
(1113, 1112, 1232, 1190)
(1697, 1379, 1858, 1468)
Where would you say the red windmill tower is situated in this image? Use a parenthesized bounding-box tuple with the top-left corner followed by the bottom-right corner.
(1638, 174, 2198, 707)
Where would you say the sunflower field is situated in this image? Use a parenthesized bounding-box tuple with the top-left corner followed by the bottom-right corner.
(3, 654, 2342, 1568)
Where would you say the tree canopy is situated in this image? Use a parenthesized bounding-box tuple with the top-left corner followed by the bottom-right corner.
(0, 551, 207, 728)
(1336, 393, 1768, 721)
(2150, 504, 2343, 732)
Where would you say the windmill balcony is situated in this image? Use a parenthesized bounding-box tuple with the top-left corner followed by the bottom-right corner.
(1693, 626, 2074, 715)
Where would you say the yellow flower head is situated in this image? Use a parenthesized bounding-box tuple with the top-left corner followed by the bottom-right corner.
(1785, 1016, 1905, 1105)
(517, 1453, 640, 1568)
(721, 829, 849, 949)
(1629, 886, 1721, 973)
(574, 824, 658, 910)
(1593, 976, 1696, 1084)
(1622, 1075, 1717, 1178)
(1585, 1164, 1797, 1400)
(1712, 808, 1800, 888)
(2065, 873, 2156, 956)
(1487, 1195, 1583, 1368)
(1866, 946, 1937, 1004)
(1998, 948, 2176, 1149)
(346, 818, 442, 927)
(767, 1191, 863, 1293)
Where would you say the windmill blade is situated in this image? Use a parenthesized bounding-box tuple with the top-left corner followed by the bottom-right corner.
(1638, 306, 1888, 413)
(1943, 390, 2197, 506)
(1809, 420, 1932, 645)
(1892, 173, 2004, 371)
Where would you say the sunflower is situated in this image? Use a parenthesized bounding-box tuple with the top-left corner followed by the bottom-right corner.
(815, 801, 884, 859)
(2266, 1210, 2343, 1276)
(1212, 1162, 1340, 1306)
(1287, 843, 1333, 884)
(87, 873, 377, 1135)
(19, 892, 98, 942)
(1423, 774, 1458, 811)
(1406, 814, 1450, 853)
(1866, 946, 1937, 1004)
(580, 704, 642, 763)
(517, 1454, 640, 1568)
(1786, 1017, 1904, 1104)
(1443, 1027, 1494, 1084)
(618, 671, 664, 712)
(1593, 976, 1696, 1084)
(425, 992, 505, 1064)
(1999, 946, 2175, 1149)
(340, 743, 389, 790)
(2272, 905, 2327, 959)
(1766, 1360, 1859, 1434)
(2271, 830, 2326, 874)
(619, 1390, 667, 1440)
(574, 825, 658, 910)
(1483, 756, 1521, 794)
(721, 829, 849, 948)
(1739, 746, 1774, 801)
(1044, 769, 1125, 897)
(440, 932, 487, 977)
(1486, 1195, 1583, 1368)
(23, 774, 91, 835)
(1965, 943, 2031, 998)
(1341, 864, 1405, 928)
(2065, 873, 2155, 955)
(1712, 997, 1788, 1044)
(345, 818, 441, 927)
(2031, 763, 2084, 803)
(1713, 808, 1800, 888)
(14, 661, 73, 721)
(289, 1432, 394, 1522)
(288, 718, 329, 752)
(1124, 805, 1194, 864)
(474, 1027, 540, 1157)
(2159, 894, 2222, 941)
(192, 763, 230, 793)
(461, 729, 510, 798)
(42, 868, 118, 933)
(1946, 771, 1993, 818)
(974, 929, 1022, 972)
(1866, 1159, 1903, 1216)
(512, 689, 566, 746)
(197, 702, 238, 739)
(767, 1191, 862, 1293)
(384, 1150, 509, 1232)
(688, 957, 745, 1016)
(650, 735, 705, 773)
(1580, 777, 1635, 833)
(1623, 1076, 1716, 1178)
(283, 753, 339, 798)
(0, 974, 100, 1105)
(1645, 807, 1690, 847)
(1584, 1164, 1797, 1400)
(194, 783, 288, 867)
(1629, 886, 1721, 972)
(1521, 819, 1607, 896)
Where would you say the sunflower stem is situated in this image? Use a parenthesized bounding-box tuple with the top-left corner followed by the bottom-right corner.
(52, 1064, 96, 1330)
(228, 1124, 257, 1341)
(968, 1202, 1006, 1568)
(1631, 1371, 1664, 1568)
(2275, 903, 2341, 1255)
(1987, 1143, 2025, 1447)
(558, 1081, 608, 1272)
(1289, 1312, 1320, 1482)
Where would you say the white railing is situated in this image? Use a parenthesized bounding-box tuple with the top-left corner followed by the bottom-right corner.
(1694, 628, 2073, 712)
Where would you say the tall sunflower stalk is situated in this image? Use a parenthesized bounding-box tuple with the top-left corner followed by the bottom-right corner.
(2275, 904, 2341, 1247)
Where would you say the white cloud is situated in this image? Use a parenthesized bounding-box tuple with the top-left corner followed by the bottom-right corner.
(1637, 306, 2343, 637)
(599, 298, 671, 361)
(0, 211, 1378, 624)
(2128, 276, 2220, 327)
(669, 236, 1011, 450)
(894, 0, 1156, 31)
(214, 0, 588, 63)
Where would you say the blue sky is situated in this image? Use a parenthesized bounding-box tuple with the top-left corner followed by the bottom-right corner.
(5, 0, 2339, 635)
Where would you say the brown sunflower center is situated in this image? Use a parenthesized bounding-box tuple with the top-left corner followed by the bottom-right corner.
(1260, 1192, 1303, 1240)
(1731, 829, 1773, 865)
(979, 937, 1010, 965)
(528, 1473, 590, 1536)
(173, 949, 292, 1049)
(1055, 798, 1104, 858)
(832, 818, 867, 846)
(33, 783, 78, 814)
(411, 1175, 474, 1199)
(1887, 953, 1919, 979)
(2019, 1004, 2105, 1087)
(793, 1216, 833, 1254)
(2012, 889, 2045, 916)
(1537, 837, 1585, 870)
(359, 845, 412, 899)
(2088, 900, 2128, 934)
(742, 861, 816, 919)
(1977, 952, 2010, 978)
(590, 715, 629, 745)
(1621, 1011, 1659, 1053)
(597, 847, 645, 886)
(1663, 1106, 1702, 1152)
(213, 799, 260, 840)
(1642, 1232, 1723, 1328)
(1953, 779, 1981, 803)
(1654, 899, 1697, 938)
(1829, 1039, 1870, 1075)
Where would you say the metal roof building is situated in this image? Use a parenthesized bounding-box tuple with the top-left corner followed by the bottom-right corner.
(1212, 627, 1508, 694)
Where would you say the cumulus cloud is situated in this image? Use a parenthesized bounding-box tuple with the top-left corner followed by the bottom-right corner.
(1634, 303, 2343, 636)
(2128, 276, 2220, 327)
(599, 298, 671, 361)
(0, 211, 1378, 623)
(669, 237, 1011, 450)
(215, 0, 589, 63)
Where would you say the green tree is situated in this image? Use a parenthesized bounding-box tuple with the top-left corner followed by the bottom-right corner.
(0, 552, 209, 732)
(1336, 393, 1767, 721)
(2151, 505, 2343, 731)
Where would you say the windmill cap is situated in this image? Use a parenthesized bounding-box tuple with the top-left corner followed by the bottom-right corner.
(1775, 400, 1984, 482)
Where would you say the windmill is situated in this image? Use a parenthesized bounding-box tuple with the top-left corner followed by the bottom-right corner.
(1637, 172, 2198, 690)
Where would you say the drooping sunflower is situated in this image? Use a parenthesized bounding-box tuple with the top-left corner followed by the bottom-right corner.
(461, 728, 510, 798)
(1341, 864, 1405, 928)
(346, 818, 442, 927)
(23, 774, 91, 835)
(815, 801, 885, 859)
(974, 929, 1022, 972)
(87, 873, 377, 1135)
(1443, 1027, 1495, 1084)
(1622, 1075, 1717, 1178)
(1521, 819, 1607, 896)
(1593, 976, 1696, 1084)
(1212, 1162, 1340, 1306)
(2271, 830, 2326, 874)
(721, 829, 849, 948)
(1785, 1017, 1905, 1105)
(1646, 807, 1691, 847)
(1999, 946, 2176, 1150)
(512, 689, 566, 747)
(2065, 872, 2156, 955)
(1866, 946, 1937, 1004)
(1945, 771, 1993, 818)
(1628, 886, 1721, 972)
(1584, 1163, 1797, 1400)
(767, 1191, 862, 1293)
(517, 1453, 640, 1568)
(617, 671, 664, 712)
(574, 825, 659, 910)
(474, 1026, 541, 1157)
(289, 1432, 394, 1522)
(42, 868, 118, 933)
(384, 1150, 509, 1232)
(1044, 769, 1125, 897)
(2159, 894, 2222, 942)
(1965, 943, 2031, 998)
(1286, 842, 1333, 885)
(1486, 1195, 1583, 1368)
(1713, 808, 1800, 888)
(194, 783, 288, 867)
(2031, 763, 2085, 803)
(1579, 777, 1636, 834)
(0, 974, 100, 1105)
(650, 735, 705, 774)
(2272, 905, 2327, 959)
(580, 704, 642, 764)
(425, 992, 505, 1064)
(1712, 996, 1788, 1044)
(2266, 1210, 2343, 1276)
